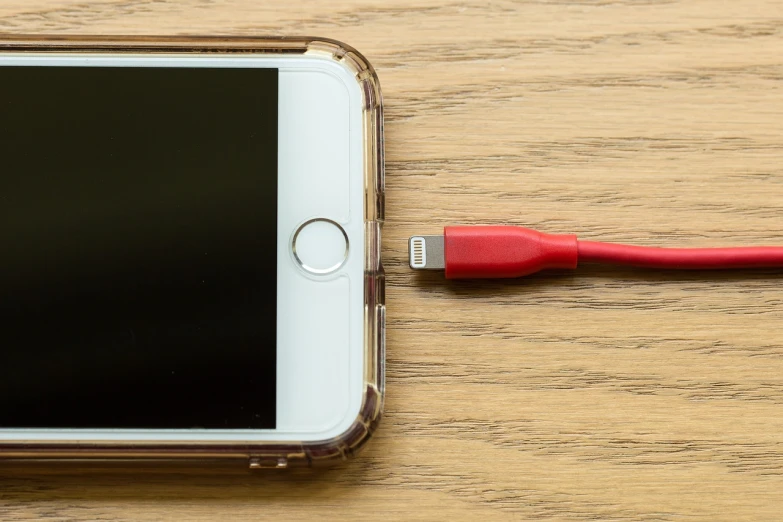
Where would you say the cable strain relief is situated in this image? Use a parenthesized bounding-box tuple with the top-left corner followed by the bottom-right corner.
(444, 226, 578, 278)
(539, 232, 578, 270)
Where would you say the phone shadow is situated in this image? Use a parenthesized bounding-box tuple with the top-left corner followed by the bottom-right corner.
(0, 456, 379, 505)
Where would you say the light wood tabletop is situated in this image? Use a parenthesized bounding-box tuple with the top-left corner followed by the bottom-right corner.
(2, 1, 783, 520)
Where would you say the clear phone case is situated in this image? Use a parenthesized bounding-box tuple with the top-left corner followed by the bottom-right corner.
(0, 36, 385, 468)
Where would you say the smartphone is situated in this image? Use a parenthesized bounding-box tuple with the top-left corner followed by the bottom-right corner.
(0, 36, 385, 468)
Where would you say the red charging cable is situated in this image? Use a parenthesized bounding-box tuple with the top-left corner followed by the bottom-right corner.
(409, 226, 783, 279)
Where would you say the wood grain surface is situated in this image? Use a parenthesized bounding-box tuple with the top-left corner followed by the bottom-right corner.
(2, 1, 783, 520)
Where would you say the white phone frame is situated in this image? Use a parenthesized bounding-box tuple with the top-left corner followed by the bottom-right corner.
(0, 53, 366, 443)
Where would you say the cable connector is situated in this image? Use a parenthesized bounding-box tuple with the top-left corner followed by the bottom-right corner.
(409, 235, 445, 270)
(410, 226, 577, 278)
(409, 225, 783, 279)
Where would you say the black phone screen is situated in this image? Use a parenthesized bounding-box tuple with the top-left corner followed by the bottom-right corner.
(0, 66, 278, 429)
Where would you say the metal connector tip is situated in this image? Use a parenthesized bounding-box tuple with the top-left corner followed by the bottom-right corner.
(408, 235, 445, 270)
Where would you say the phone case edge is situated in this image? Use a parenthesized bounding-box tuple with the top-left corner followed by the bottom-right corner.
(0, 35, 386, 469)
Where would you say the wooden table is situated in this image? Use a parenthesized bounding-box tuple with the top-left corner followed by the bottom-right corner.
(2, 1, 783, 520)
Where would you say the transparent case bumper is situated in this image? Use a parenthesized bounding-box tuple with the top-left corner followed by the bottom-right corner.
(0, 36, 385, 468)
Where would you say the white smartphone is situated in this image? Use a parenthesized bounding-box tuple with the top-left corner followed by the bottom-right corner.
(0, 37, 385, 467)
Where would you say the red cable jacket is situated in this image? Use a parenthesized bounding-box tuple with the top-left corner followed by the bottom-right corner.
(578, 241, 783, 269)
(442, 225, 783, 279)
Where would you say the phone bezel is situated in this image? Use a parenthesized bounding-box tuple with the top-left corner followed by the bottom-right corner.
(0, 53, 366, 443)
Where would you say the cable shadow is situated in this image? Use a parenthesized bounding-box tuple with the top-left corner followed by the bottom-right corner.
(410, 264, 783, 296)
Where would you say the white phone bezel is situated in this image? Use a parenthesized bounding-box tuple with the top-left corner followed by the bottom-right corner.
(0, 53, 365, 443)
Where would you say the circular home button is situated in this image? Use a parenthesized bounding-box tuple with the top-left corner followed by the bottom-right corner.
(292, 218, 349, 275)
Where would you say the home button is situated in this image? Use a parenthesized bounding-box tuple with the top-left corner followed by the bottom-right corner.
(292, 218, 349, 275)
